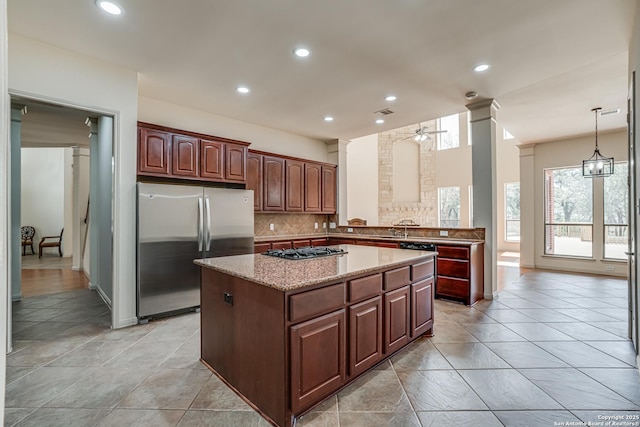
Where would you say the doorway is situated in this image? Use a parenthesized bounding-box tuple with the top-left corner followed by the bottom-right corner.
(9, 98, 114, 351)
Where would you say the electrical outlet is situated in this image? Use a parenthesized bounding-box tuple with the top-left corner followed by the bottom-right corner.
(314, 222, 318, 229)
(605, 266, 615, 271)
(440, 230, 448, 237)
(269, 223, 275, 231)
(329, 222, 337, 229)
(323, 222, 327, 229)
(347, 227, 353, 233)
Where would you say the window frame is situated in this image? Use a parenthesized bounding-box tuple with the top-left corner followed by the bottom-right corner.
(504, 182, 520, 242)
(603, 161, 629, 261)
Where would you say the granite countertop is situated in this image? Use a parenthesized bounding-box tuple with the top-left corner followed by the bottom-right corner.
(195, 244, 436, 291)
(255, 233, 483, 246)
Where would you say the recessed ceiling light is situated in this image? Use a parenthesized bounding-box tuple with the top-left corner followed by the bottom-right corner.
(96, 0, 123, 15)
(324, 116, 334, 122)
(473, 64, 490, 72)
(293, 47, 311, 58)
(465, 91, 479, 100)
(375, 119, 384, 124)
(385, 95, 397, 102)
(236, 86, 250, 94)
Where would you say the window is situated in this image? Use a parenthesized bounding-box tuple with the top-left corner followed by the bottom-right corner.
(438, 187, 460, 227)
(505, 182, 520, 242)
(437, 114, 459, 150)
(544, 167, 593, 257)
(604, 162, 628, 259)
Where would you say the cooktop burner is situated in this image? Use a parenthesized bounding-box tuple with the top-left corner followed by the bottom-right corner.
(263, 246, 347, 260)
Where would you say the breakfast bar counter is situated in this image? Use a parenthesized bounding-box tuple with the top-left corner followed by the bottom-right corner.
(196, 245, 437, 427)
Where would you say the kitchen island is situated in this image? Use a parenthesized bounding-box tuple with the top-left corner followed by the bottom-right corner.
(195, 244, 436, 427)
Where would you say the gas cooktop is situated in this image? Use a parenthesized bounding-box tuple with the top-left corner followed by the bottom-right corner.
(263, 246, 347, 260)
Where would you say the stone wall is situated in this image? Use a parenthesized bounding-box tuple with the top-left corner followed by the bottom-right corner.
(378, 121, 438, 227)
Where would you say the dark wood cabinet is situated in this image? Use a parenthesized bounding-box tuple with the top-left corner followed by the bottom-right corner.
(327, 238, 356, 245)
(247, 152, 263, 211)
(411, 278, 434, 337)
(435, 243, 484, 306)
(138, 123, 249, 184)
(200, 139, 224, 180)
(271, 241, 293, 250)
(358, 240, 400, 249)
(305, 163, 322, 212)
(321, 166, 337, 213)
(292, 239, 312, 248)
(225, 143, 247, 183)
(171, 134, 199, 177)
(384, 286, 410, 354)
(263, 156, 286, 211)
(310, 238, 329, 247)
(254, 242, 271, 253)
(138, 128, 171, 176)
(290, 309, 346, 413)
(286, 160, 304, 212)
(349, 296, 382, 377)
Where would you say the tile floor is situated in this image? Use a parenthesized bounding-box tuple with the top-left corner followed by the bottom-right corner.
(5, 269, 640, 426)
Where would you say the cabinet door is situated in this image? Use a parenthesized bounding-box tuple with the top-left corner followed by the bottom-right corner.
(271, 241, 293, 250)
(321, 165, 337, 213)
(305, 163, 322, 212)
(310, 238, 329, 247)
(138, 128, 171, 175)
(411, 278, 434, 337)
(200, 139, 224, 180)
(254, 242, 271, 253)
(247, 152, 263, 211)
(172, 134, 199, 177)
(263, 156, 285, 211)
(290, 310, 346, 413)
(349, 296, 382, 377)
(286, 160, 304, 212)
(225, 143, 247, 183)
(384, 286, 410, 354)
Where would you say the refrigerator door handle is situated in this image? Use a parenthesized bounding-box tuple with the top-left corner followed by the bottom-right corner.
(197, 197, 204, 252)
(205, 197, 212, 251)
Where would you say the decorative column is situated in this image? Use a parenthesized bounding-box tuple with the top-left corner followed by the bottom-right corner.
(518, 144, 535, 268)
(10, 104, 25, 302)
(327, 139, 349, 224)
(467, 99, 499, 299)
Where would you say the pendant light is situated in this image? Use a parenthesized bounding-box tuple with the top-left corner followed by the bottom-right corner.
(582, 107, 614, 178)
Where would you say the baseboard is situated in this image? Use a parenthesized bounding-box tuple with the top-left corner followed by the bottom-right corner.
(88, 281, 96, 290)
(484, 291, 499, 300)
(11, 293, 22, 302)
(71, 266, 80, 271)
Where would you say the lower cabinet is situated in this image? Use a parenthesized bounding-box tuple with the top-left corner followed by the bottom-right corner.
(384, 286, 410, 354)
(349, 296, 382, 377)
(290, 309, 346, 413)
(411, 278, 434, 337)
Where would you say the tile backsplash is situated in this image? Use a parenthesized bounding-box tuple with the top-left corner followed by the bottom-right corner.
(255, 213, 330, 237)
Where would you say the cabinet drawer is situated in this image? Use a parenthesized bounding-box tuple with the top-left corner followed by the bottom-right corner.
(254, 242, 271, 253)
(310, 238, 329, 247)
(437, 258, 470, 279)
(271, 241, 293, 250)
(411, 258, 434, 281)
(292, 239, 312, 248)
(289, 283, 346, 323)
(383, 266, 410, 291)
(437, 245, 470, 260)
(348, 274, 382, 303)
(436, 276, 469, 298)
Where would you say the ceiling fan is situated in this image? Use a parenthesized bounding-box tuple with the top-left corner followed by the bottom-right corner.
(400, 126, 447, 142)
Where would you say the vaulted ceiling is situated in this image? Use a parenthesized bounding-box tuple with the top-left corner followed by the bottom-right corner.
(8, 0, 638, 144)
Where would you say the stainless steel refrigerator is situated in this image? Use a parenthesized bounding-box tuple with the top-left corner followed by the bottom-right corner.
(136, 182, 254, 321)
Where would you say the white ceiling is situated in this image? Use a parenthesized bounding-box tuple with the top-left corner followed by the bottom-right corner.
(7, 0, 638, 144)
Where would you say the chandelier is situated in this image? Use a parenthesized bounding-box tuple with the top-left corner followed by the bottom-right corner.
(582, 107, 614, 178)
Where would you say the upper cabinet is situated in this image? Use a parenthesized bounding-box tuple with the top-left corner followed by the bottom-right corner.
(249, 149, 337, 214)
(137, 122, 249, 184)
(138, 128, 171, 176)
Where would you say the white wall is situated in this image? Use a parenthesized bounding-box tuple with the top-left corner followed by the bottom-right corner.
(9, 33, 139, 328)
(435, 142, 473, 228)
(496, 133, 521, 252)
(346, 134, 379, 225)
(138, 96, 330, 163)
(63, 147, 72, 256)
(20, 147, 65, 253)
(532, 130, 628, 276)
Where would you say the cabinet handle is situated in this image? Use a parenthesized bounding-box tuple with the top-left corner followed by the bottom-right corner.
(625, 251, 634, 256)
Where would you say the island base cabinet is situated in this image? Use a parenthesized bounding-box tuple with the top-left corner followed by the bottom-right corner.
(384, 286, 410, 354)
(349, 296, 383, 377)
(411, 278, 434, 337)
(290, 309, 346, 414)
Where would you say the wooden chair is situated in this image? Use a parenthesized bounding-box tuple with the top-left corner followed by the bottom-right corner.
(39, 228, 63, 258)
(21, 226, 35, 256)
